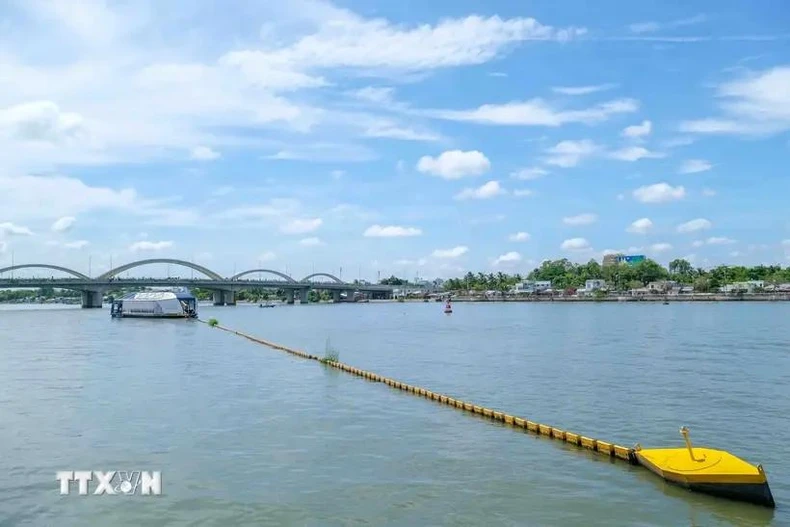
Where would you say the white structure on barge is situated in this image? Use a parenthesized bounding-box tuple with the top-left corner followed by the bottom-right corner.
(110, 289, 197, 318)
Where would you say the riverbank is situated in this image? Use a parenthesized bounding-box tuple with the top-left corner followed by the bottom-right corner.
(388, 293, 790, 303)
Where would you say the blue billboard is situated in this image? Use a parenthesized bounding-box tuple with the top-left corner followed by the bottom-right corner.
(616, 255, 645, 265)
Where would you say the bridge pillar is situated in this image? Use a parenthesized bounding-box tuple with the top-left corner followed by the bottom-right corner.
(299, 288, 310, 304)
(212, 290, 235, 306)
(285, 289, 295, 305)
(224, 290, 236, 306)
(81, 290, 103, 308)
(332, 290, 342, 303)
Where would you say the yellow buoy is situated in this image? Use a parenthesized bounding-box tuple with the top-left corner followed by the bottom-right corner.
(635, 427, 775, 508)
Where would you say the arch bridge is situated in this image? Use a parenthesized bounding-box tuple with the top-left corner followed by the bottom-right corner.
(97, 258, 223, 281)
(0, 260, 397, 307)
(300, 273, 344, 284)
(0, 264, 91, 280)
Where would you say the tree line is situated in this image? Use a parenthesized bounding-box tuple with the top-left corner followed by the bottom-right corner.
(438, 258, 790, 293)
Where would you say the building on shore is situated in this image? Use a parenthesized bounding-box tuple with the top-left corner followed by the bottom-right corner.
(510, 280, 552, 294)
(576, 279, 608, 296)
(720, 280, 765, 293)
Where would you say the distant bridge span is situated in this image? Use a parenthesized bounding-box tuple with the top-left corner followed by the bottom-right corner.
(0, 260, 404, 308)
(0, 264, 90, 280)
(300, 273, 343, 284)
(97, 258, 223, 281)
(231, 269, 296, 282)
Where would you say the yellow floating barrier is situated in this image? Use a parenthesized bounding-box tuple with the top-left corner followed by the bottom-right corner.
(202, 320, 776, 509)
(634, 427, 774, 508)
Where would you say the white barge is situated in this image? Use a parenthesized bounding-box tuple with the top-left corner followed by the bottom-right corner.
(110, 289, 198, 319)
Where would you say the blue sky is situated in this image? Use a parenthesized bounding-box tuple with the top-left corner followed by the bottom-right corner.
(1, 0, 789, 281)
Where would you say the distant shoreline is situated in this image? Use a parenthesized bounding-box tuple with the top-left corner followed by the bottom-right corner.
(4, 293, 790, 306)
(389, 294, 790, 303)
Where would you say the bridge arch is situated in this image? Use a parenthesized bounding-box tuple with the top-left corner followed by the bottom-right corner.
(96, 259, 223, 280)
(231, 269, 296, 282)
(0, 264, 90, 280)
(300, 273, 344, 284)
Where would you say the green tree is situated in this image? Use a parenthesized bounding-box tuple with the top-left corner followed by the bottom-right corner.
(668, 258, 693, 282)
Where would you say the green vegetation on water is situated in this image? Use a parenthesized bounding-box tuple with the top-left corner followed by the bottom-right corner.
(207, 318, 219, 327)
(320, 338, 340, 364)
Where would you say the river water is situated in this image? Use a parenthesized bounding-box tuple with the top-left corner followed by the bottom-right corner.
(0, 301, 788, 526)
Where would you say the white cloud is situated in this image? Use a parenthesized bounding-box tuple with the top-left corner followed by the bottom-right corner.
(561, 237, 591, 251)
(562, 213, 597, 226)
(677, 218, 712, 233)
(64, 240, 89, 249)
(512, 189, 534, 197)
(622, 120, 652, 139)
(702, 188, 717, 197)
(679, 66, 790, 136)
(607, 146, 664, 161)
(633, 182, 686, 203)
(679, 119, 741, 134)
(511, 167, 548, 180)
(330, 169, 345, 180)
(628, 14, 706, 34)
(280, 218, 322, 234)
(259, 251, 276, 262)
(363, 224, 422, 237)
(627, 217, 653, 234)
(662, 136, 696, 148)
(223, 12, 586, 75)
(508, 232, 531, 242)
(432, 246, 469, 258)
(544, 139, 599, 167)
(0, 101, 85, 144)
(190, 146, 220, 161)
(129, 240, 173, 252)
(433, 98, 638, 127)
(493, 251, 521, 265)
(299, 237, 324, 246)
(0, 174, 196, 225)
(679, 159, 712, 174)
(51, 216, 76, 232)
(352, 86, 395, 104)
(552, 84, 616, 96)
(364, 122, 441, 142)
(454, 180, 505, 200)
(0, 4, 590, 174)
(0, 222, 34, 236)
(707, 236, 736, 245)
(648, 242, 673, 253)
(264, 144, 377, 163)
(416, 150, 490, 179)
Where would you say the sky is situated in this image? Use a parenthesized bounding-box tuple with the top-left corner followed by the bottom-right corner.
(1, 0, 789, 281)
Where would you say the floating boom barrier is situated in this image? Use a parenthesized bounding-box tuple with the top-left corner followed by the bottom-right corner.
(201, 320, 776, 508)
